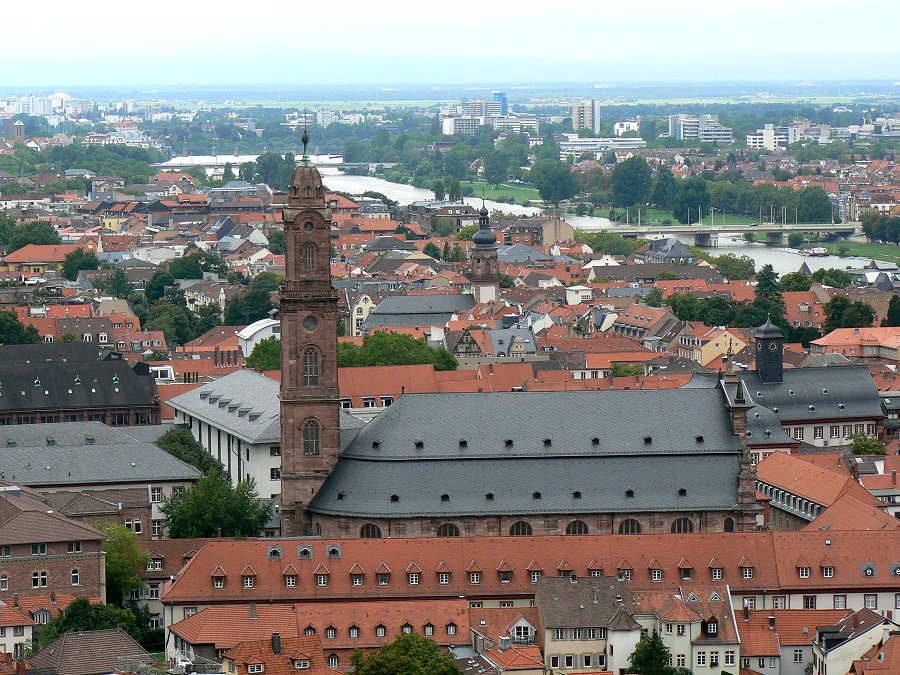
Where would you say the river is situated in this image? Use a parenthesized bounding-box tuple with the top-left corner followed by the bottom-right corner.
(319, 168, 873, 276)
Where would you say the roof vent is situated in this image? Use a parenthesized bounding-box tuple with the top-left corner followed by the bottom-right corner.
(591, 437, 599, 445)
(46, 437, 56, 446)
(772, 407, 779, 413)
(543, 438, 552, 447)
(625, 489, 634, 498)
(823, 388, 829, 395)
(371, 441, 380, 449)
(678, 488, 687, 497)
(838, 403, 845, 410)
(789, 389, 795, 396)
(85, 436, 95, 445)
(6, 440, 15, 448)
(337, 492, 345, 501)
(572, 491, 582, 499)
(414, 440, 424, 450)
(809, 405, 815, 411)
(643, 436, 652, 445)
(441, 494, 449, 502)
(505, 439, 513, 448)
(390, 494, 399, 503)
(765, 430, 772, 437)
(485, 492, 494, 500)
(695, 435, 704, 443)
(532, 491, 542, 500)
(459, 440, 467, 449)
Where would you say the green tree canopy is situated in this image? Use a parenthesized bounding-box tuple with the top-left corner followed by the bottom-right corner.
(145, 270, 176, 304)
(611, 362, 644, 377)
(423, 242, 442, 260)
(338, 331, 457, 371)
(4, 220, 61, 252)
(650, 167, 678, 208)
(267, 230, 285, 254)
(32, 598, 143, 651)
(628, 630, 680, 675)
(529, 158, 578, 206)
(155, 427, 224, 476)
(62, 247, 100, 281)
(850, 434, 886, 455)
(93, 268, 133, 299)
(431, 179, 445, 201)
(161, 472, 271, 538)
(882, 295, 900, 327)
(146, 302, 193, 346)
(824, 295, 876, 332)
(797, 186, 834, 222)
(483, 151, 509, 187)
(611, 156, 652, 207)
(673, 175, 711, 224)
(224, 273, 282, 325)
(100, 524, 149, 606)
(246, 335, 282, 371)
(351, 633, 462, 675)
(708, 253, 756, 280)
(780, 271, 812, 292)
(810, 267, 853, 288)
(0, 310, 40, 344)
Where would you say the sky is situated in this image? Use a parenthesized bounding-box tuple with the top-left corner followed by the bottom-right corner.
(5, 0, 900, 88)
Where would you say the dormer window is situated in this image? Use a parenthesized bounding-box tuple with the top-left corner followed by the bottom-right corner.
(294, 660, 310, 669)
(248, 665, 263, 674)
(707, 621, 718, 635)
(213, 576, 225, 589)
(243, 576, 255, 588)
(799, 566, 811, 579)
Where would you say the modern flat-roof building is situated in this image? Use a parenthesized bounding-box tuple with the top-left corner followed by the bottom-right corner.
(572, 99, 602, 134)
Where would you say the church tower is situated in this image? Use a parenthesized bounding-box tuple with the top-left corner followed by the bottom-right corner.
(279, 132, 340, 536)
(754, 317, 784, 384)
(469, 204, 500, 303)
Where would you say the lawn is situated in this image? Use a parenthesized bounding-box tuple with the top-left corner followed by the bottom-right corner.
(818, 240, 900, 262)
(461, 181, 541, 203)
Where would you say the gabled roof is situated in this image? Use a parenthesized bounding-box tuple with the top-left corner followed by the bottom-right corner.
(28, 627, 153, 675)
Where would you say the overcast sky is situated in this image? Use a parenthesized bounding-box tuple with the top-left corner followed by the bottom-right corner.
(5, 0, 900, 88)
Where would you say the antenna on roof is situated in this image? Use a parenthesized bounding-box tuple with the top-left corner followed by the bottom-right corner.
(301, 107, 310, 163)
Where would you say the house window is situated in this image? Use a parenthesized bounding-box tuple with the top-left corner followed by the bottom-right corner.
(774, 596, 786, 609)
(855, 424, 864, 435)
(362, 397, 376, 408)
(377, 573, 389, 586)
(665, 623, 673, 634)
(402, 624, 413, 634)
(147, 560, 162, 571)
(352, 574, 364, 586)
(681, 568, 693, 581)
(438, 572, 449, 585)
(326, 627, 336, 639)
(707, 621, 717, 634)
(152, 520, 163, 537)
(214, 576, 225, 589)
(349, 626, 359, 639)
(243, 576, 255, 588)
(302, 243, 317, 270)
(745, 597, 756, 610)
(305, 626, 316, 636)
(676, 624, 685, 636)
(651, 569, 663, 582)
(184, 607, 197, 617)
(0, 546, 9, 557)
(814, 426, 823, 439)
(697, 651, 706, 667)
(742, 567, 753, 579)
(147, 584, 160, 599)
(381, 396, 393, 407)
(67, 541, 82, 553)
(618, 569, 632, 581)
(803, 595, 816, 609)
(32, 571, 48, 588)
(270, 446, 281, 457)
(303, 420, 320, 455)
(295, 660, 310, 669)
(530, 571, 541, 584)
(328, 655, 339, 669)
(793, 427, 804, 440)
(868, 423, 877, 435)
(150, 487, 162, 503)
(500, 571, 512, 584)
(712, 567, 723, 580)
(470, 572, 481, 584)
(830, 425, 840, 438)
(270, 468, 281, 480)
(823, 566, 834, 577)
(317, 575, 329, 587)
(32, 543, 47, 556)
(799, 567, 810, 578)
(302, 348, 320, 387)
(865, 594, 878, 609)
(843, 424, 852, 437)
(565, 655, 574, 668)
(794, 649, 803, 663)
(376, 625, 386, 637)
(71, 569, 80, 585)
(424, 624, 434, 636)
(447, 623, 457, 636)
(677, 654, 685, 667)
(248, 665, 263, 674)
(125, 519, 142, 534)
(726, 651, 736, 666)
(285, 575, 297, 588)
(0, 575, 7, 591)
(408, 573, 419, 585)
(550, 657, 559, 668)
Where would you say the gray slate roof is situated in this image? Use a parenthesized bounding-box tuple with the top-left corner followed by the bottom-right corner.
(535, 576, 639, 629)
(310, 388, 743, 518)
(486, 328, 537, 356)
(362, 294, 476, 331)
(738, 365, 882, 424)
(0, 422, 200, 487)
(498, 243, 554, 263)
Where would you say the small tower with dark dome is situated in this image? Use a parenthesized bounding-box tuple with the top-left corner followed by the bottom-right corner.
(469, 203, 500, 303)
(754, 316, 784, 384)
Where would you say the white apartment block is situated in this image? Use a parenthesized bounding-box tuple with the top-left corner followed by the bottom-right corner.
(573, 99, 602, 134)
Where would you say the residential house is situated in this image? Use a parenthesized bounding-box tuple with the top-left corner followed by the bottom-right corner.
(27, 627, 154, 675)
(812, 610, 899, 675)
(222, 634, 341, 675)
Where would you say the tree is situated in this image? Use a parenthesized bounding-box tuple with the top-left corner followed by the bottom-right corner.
(93, 268, 132, 298)
(645, 287, 664, 307)
(824, 295, 876, 332)
(673, 175, 711, 224)
(709, 253, 756, 281)
(146, 302, 193, 346)
(780, 271, 812, 292)
(483, 151, 509, 187)
(611, 362, 644, 377)
(650, 168, 678, 208)
(797, 186, 834, 222)
(145, 270, 175, 304)
(753, 264, 785, 319)
(628, 630, 676, 675)
(456, 223, 479, 241)
(193, 303, 223, 338)
(338, 331, 457, 371)
(666, 292, 700, 321)
(267, 230, 285, 254)
(100, 524, 149, 606)
(442, 151, 469, 181)
(529, 158, 578, 206)
(31, 598, 144, 651)
(0, 310, 40, 344)
(161, 472, 271, 538)
(611, 156, 652, 207)
(167, 253, 203, 280)
(62, 247, 100, 281)
(222, 162, 235, 182)
(423, 242, 442, 260)
(60, 332, 77, 342)
(155, 427, 224, 476)
(246, 335, 281, 371)
(810, 267, 852, 288)
(224, 273, 282, 325)
(882, 295, 900, 327)
(431, 179, 445, 201)
(446, 179, 462, 201)
(5, 220, 61, 252)
(351, 633, 462, 675)
(850, 434, 886, 455)
(788, 232, 805, 248)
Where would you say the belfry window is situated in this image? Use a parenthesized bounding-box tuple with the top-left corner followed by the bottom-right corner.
(302, 243, 317, 270)
(302, 348, 320, 386)
(303, 420, 321, 455)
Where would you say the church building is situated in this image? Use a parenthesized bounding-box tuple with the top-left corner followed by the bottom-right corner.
(278, 156, 762, 538)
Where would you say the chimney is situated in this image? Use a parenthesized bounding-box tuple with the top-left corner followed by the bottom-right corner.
(12, 593, 18, 608)
(499, 636, 511, 652)
(768, 615, 775, 630)
(852, 612, 860, 628)
(250, 602, 257, 620)
(892, 470, 897, 487)
(743, 604, 749, 622)
(883, 627, 891, 646)
(272, 632, 281, 654)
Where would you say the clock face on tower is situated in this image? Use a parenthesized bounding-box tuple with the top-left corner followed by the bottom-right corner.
(303, 316, 318, 332)
(768, 342, 778, 352)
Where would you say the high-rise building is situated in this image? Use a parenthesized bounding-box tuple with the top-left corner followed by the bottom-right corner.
(668, 114, 734, 143)
(493, 91, 508, 116)
(572, 99, 602, 134)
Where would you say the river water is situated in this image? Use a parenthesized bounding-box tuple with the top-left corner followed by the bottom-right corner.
(320, 168, 874, 276)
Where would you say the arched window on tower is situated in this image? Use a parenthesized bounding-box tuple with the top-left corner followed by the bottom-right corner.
(671, 517, 694, 533)
(360, 523, 382, 539)
(303, 420, 321, 456)
(618, 518, 642, 535)
(302, 348, 320, 386)
(303, 242, 317, 270)
(509, 521, 533, 536)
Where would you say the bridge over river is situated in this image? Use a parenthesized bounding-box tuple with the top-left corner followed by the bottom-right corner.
(578, 221, 858, 246)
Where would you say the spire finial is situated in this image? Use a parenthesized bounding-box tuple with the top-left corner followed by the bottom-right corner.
(301, 107, 310, 162)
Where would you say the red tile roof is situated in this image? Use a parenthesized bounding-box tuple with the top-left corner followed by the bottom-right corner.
(224, 635, 339, 675)
(757, 451, 879, 507)
(801, 492, 900, 532)
(3, 244, 81, 263)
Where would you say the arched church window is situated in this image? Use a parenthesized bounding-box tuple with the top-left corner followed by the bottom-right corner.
(303, 242, 317, 270)
(303, 420, 320, 456)
(302, 348, 320, 386)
